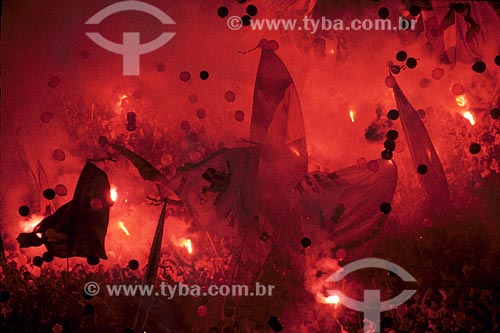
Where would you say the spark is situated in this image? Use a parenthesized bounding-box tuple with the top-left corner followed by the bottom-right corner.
(349, 109, 356, 123)
(325, 295, 340, 305)
(180, 239, 193, 254)
(455, 95, 467, 108)
(462, 111, 475, 126)
(290, 145, 300, 157)
(110, 186, 118, 202)
(118, 221, 130, 236)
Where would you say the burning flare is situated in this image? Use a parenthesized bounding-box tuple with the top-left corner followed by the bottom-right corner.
(110, 186, 118, 202)
(325, 294, 340, 305)
(118, 221, 130, 236)
(462, 111, 475, 126)
(179, 239, 193, 254)
(349, 109, 356, 123)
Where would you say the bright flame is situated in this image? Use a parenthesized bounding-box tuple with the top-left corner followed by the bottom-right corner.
(118, 221, 130, 236)
(115, 94, 128, 112)
(463, 111, 475, 126)
(290, 145, 300, 157)
(20, 215, 44, 233)
(180, 239, 193, 254)
(455, 95, 467, 107)
(349, 110, 356, 123)
(325, 295, 340, 305)
(110, 186, 118, 202)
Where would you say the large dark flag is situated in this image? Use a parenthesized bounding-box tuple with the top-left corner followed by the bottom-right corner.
(17, 162, 111, 259)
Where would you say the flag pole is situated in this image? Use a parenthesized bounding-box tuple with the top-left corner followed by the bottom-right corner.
(134, 200, 168, 331)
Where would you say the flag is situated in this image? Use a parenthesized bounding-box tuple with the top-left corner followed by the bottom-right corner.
(295, 159, 398, 248)
(251, 42, 308, 214)
(17, 162, 111, 259)
(172, 146, 261, 236)
(434, 1, 500, 64)
(133, 201, 167, 331)
(108, 143, 163, 182)
(392, 80, 450, 214)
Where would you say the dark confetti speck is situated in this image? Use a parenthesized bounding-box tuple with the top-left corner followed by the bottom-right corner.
(386, 130, 399, 141)
(471, 61, 486, 73)
(495, 55, 500, 66)
(396, 51, 407, 62)
(387, 109, 399, 120)
(406, 57, 417, 69)
(19, 205, 30, 217)
(378, 7, 389, 19)
(381, 150, 393, 160)
(246, 5, 257, 16)
(33, 256, 44, 267)
(43, 189, 56, 200)
(384, 140, 396, 151)
(200, 70, 209, 80)
(417, 164, 428, 175)
(301, 237, 312, 248)
(390, 65, 401, 74)
(469, 143, 481, 154)
(491, 108, 500, 119)
(380, 202, 392, 214)
(241, 15, 252, 26)
(217, 6, 229, 18)
(128, 260, 139, 270)
(409, 5, 421, 16)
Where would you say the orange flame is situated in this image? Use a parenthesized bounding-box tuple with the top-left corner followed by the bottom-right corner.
(462, 111, 475, 126)
(180, 239, 193, 254)
(455, 95, 467, 108)
(325, 294, 340, 305)
(349, 110, 356, 123)
(118, 221, 130, 236)
(110, 186, 118, 202)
